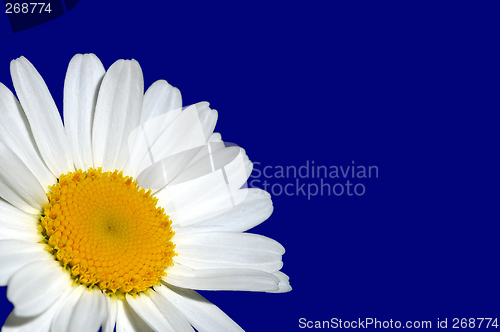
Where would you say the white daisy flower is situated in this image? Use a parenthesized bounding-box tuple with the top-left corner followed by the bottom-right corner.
(0, 54, 290, 332)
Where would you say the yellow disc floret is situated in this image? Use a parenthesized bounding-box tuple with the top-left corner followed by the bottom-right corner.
(39, 167, 176, 298)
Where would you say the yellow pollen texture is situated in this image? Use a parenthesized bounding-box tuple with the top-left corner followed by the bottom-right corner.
(39, 167, 176, 297)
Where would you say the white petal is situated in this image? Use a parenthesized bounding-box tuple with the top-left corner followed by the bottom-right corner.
(123, 80, 183, 178)
(115, 298, 153, 332)
(169, 146, 242, 186)
(10, 56, 73, 177)
(187, 139, 253, 191)
(171, 146, 250, 196)
(129, 103, 213, 180)
(52, 286, 107, 332)
(3, 284, 74, 332)
(173, 232, 284, 273)
(157, 169, 232, 227)
(64, 54, 105, 170)
(156, 147, 252, 227)
(102, 296, 118, 332)
(126, 293, 181, 332)
(0, 240, 50, 285)
(92, 59, 143, 173)
(163, 263, 280, 292)
(208, 132, 222, 142)
(185, 133, 226, 168)
(7, 260, 71, 317)
(268, 271, 292, 293)
(0, 140, 47, 214)
(0, 197, 33, 216)
(154, 284, 243, 332)
(136, 147, 202, 192)
(0, 222, 39, 242)
(67, 288, 108, 332)
(51, 285, 85, 332)
(149, 289, 194, 332)
(141, 79, 182, 124)
(194, 102, 218, 141)
(174, 188, 273, 234)
(0, 200, 42, 242)
(0, 83, 56, 190)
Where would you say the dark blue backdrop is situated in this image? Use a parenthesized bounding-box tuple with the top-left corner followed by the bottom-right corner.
(1, 1, 499, 331)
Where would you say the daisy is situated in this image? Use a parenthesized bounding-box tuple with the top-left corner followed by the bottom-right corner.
(0, 54, 290, 331)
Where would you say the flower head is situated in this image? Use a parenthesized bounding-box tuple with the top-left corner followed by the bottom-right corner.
(0, 54, 290, 331)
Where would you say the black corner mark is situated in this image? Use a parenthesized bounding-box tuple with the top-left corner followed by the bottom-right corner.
(4, 0, 79, 33)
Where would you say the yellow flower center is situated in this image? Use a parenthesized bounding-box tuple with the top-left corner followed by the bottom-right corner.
(39, 167, 176, 298)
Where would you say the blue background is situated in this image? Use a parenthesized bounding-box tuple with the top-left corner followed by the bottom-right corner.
(1, 1, 499, 331)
